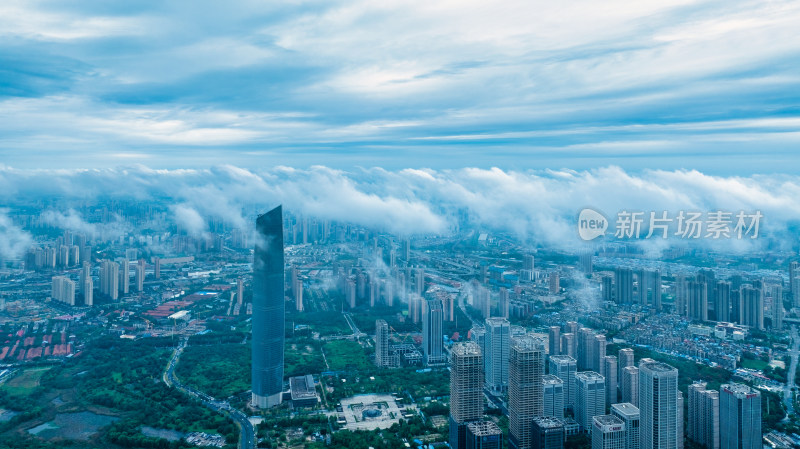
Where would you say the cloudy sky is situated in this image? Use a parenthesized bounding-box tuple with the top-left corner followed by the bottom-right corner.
(2, 0, 799, 172)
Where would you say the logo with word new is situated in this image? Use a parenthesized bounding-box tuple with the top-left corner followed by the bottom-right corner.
(578, 208, 608, 241)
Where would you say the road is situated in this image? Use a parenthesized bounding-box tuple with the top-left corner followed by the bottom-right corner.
(784, 325, 798, 421)
(164, 339, 256, 449)
(342, 312, 366, 338)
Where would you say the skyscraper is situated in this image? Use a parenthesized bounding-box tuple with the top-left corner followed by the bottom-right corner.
(639, 361, 678, 449)
(375, 319, 390, 367)
(591, 415, 625, 449)
(688, 281, 708, 322)
(593, 334, 607, 373)
(423, 298, 446, 365)
(450, 342, 485, 449)
(614, 268, 634, 304)
(688, 381, 720, 449)
(715, 281, 731, 322)
(509, 336, 545, 449)
(719, 383, 761, 449)
(740, 286, 764, 330)
(768, 283, 783, 330)
(542, 374, 565, 419)
(548, 326, 560, 356)
(560, 333, 576, 358)
(790, 261, 800, 308)
(620, 366, 639, 407)
(136, 258, 145, 292)
(577, 328, 595, 371)
(602, 355, 618, 405)
(575, 371, 606, 432)
(100, 260, 119, 301)
(120, 258, 130, 295)
(611, 403, 640, 449)
(549, 355, 577, 412)
(251, 206, 285, 409)
(485, 317, 511, 392)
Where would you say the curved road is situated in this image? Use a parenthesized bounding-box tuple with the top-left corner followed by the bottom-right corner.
(164, 339, 256, 449)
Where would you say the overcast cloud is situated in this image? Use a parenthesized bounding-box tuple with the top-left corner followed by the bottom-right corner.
(0, 1, 799, 171)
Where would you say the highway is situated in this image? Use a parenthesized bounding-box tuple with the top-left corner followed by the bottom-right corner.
(784, 325, 798, 421)
(164, 339, 256, 449)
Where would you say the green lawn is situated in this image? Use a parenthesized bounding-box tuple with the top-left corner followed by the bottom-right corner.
(740, 357, 770, 371)
(0, 367, 50, 396)
(323, 340, 372, 371)
(176, 343, 250, 399)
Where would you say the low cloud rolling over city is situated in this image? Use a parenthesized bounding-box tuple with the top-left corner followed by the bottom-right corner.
(1, 164, 799, 260)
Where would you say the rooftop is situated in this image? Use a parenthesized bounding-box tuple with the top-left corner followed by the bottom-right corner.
(466, 420, 502, 436)
(532, 416, 565, 429)
(610, 402, 640, 418)
(576, 371, 604, 381)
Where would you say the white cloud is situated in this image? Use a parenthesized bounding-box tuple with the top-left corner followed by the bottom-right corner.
(0, 209, 32, 261)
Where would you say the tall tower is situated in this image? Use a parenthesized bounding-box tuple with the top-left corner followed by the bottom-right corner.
(575, 371, 606, 432)
(639, 361, 678, 449)
(740, 286, 764, 330)
(549, 355, 577, 412)
(688, 381, 720, 449)
(548, 326, 560, 356)
(602, 355, 618, 405)
(375, 319, 390, 367)
(251, 206, 285, 408)
(715, 281, 731, 322)
(790, 261, 800, 308)
(423, 298, 445, 365)
(449, 342, 484, 449)
(509, 335, 545, 449)
(485, 317, 511, 392)
(621, 366, 639, 407)
(719, 383, 761, 449)
(136, 258, 145, 292)
(768, 283, 783, 330)
(120, 258, 130, 295)
(531, 417, 565, 449)
(614, 268, 634, 304)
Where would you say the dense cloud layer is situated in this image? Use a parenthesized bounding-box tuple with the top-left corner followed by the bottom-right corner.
(1, 165, 798, 261)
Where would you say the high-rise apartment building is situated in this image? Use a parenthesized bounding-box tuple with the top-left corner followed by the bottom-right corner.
(450, 342, 485, 449)
(509, 336, 545, 449)
(485, 318, 511, 392)
(639, 361, 678, 449)
(688, 381, 720, 449)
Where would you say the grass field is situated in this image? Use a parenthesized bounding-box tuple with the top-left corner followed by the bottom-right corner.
(323, 340, 372, 371)
(739, 357, 770, 371)
(1, 367, 50, 396)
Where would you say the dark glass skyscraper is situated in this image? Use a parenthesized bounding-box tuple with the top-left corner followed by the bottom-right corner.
(252, 206, 285, 408)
